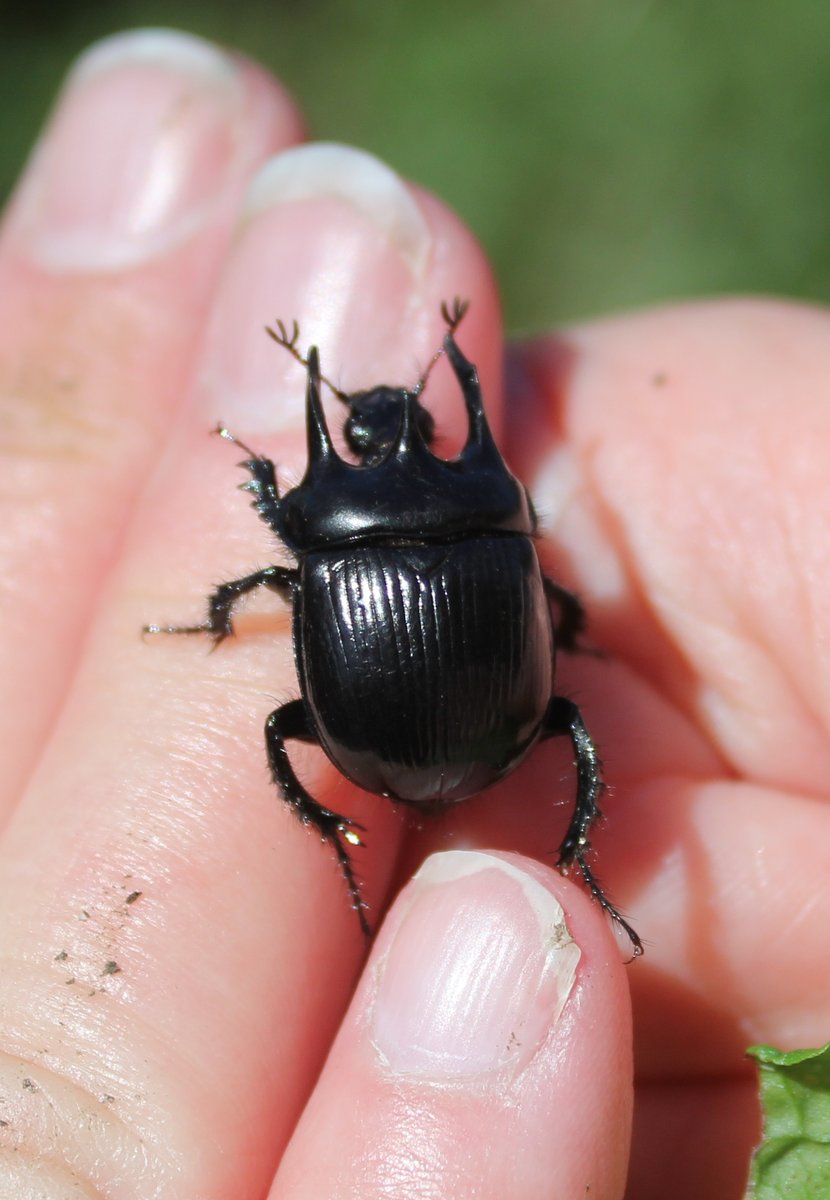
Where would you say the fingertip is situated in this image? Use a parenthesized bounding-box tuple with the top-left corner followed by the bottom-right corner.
(6, 28, 304, 274)
(272, 850, 633, 1199)
(197, 143, 503, 446)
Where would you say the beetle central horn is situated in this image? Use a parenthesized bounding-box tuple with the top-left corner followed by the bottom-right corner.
(392, 389, 431, 459)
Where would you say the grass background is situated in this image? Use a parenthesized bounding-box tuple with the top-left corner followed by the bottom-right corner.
(3, 0, 830, 332)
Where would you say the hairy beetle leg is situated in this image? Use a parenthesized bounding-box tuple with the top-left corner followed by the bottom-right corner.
(543, 577, 605, 658)
(266, 700, 371, 937)
(143, 566, 297, 645)
(214, 427, 283, 534)
(543, 578, 587, 652)
(544, 696, 643, 957)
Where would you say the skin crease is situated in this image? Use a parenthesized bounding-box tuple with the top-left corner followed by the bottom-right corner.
(1, 29, 829, 1200)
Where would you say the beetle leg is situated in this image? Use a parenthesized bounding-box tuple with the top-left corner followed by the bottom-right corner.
(237, 454, 282, 534)
(143, 565, 297, 645)
(542, 577, 606, 658)
(265, 699, 371, 937)
(543, 696, 643, 956)
(265, 320, 350, 402)
(543, 578, 586, 652)
(410, 298, 470, 396)
(212, 426, 283, 533)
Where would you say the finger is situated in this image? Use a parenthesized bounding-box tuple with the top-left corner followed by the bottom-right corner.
(629, 1074, 760, 1200)
(0, 30, 303, 817)
(509, 299, 830, 794)
(272, 851, 633, 1200)
(504, 303, 830, 1073)
(0, 148, 502, 1197)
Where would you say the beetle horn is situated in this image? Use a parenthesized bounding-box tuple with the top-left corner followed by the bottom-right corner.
(305, 346, 336, 465)
(392, 389, 429, 459)
(445, 334, 496, 455)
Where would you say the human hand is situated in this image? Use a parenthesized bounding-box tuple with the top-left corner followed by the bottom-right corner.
(2, 29, 828, 1199)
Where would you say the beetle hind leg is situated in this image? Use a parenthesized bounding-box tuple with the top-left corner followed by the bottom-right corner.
(543, 696, 642, 956)
(265, 699, 371, 937)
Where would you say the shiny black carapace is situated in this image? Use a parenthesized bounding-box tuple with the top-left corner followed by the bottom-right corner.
(146, 301, 641, 955)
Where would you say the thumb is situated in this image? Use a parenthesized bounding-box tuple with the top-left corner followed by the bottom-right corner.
(271, 849, 633, 1199)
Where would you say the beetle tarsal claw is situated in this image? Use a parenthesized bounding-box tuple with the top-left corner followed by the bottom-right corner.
(440, 296, 469, 331)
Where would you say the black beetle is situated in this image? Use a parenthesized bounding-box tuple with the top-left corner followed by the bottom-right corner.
(146, 301, 641, 956)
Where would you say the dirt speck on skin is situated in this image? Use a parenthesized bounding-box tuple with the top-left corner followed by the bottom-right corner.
(102, 961, 121, 977)
(21, 1079, 38, 1093)
(125, 891, 142, 905)
(54, 950, 68, 962)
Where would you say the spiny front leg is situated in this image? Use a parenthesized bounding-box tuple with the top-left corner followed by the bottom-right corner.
(144, 565, 297, 645)
(266, 699, 371, 937)
(214, 426, 282, 534)
(543, 695, 643, 956)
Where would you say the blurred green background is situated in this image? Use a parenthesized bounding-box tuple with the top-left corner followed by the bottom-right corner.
(4, 0, 830, 332)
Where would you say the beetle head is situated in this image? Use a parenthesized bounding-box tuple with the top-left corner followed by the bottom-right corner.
(277, 334, 535, 552)
(343, 386, 435, 467)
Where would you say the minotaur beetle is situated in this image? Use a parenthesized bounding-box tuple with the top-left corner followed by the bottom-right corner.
(145, 300, 642, 956)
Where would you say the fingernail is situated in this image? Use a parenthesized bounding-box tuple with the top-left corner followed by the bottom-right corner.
(243, 143, 430, 273)
(370, 851, 581, 1079)
(16, 30, 255, 271)
(199, 143, 434, 433)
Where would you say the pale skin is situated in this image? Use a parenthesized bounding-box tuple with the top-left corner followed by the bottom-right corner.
(0, 30, 828, 1200)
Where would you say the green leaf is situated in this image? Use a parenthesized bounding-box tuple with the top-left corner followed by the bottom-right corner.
(746, 1040, 830, 1198)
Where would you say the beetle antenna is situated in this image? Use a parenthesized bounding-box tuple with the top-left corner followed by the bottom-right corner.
(266, 321, 350, 403)
(411, 297, 470, 397)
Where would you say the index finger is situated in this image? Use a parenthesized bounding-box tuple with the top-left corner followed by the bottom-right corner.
(0, 30, 303, 817)
(0, 145, 502, 1196)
